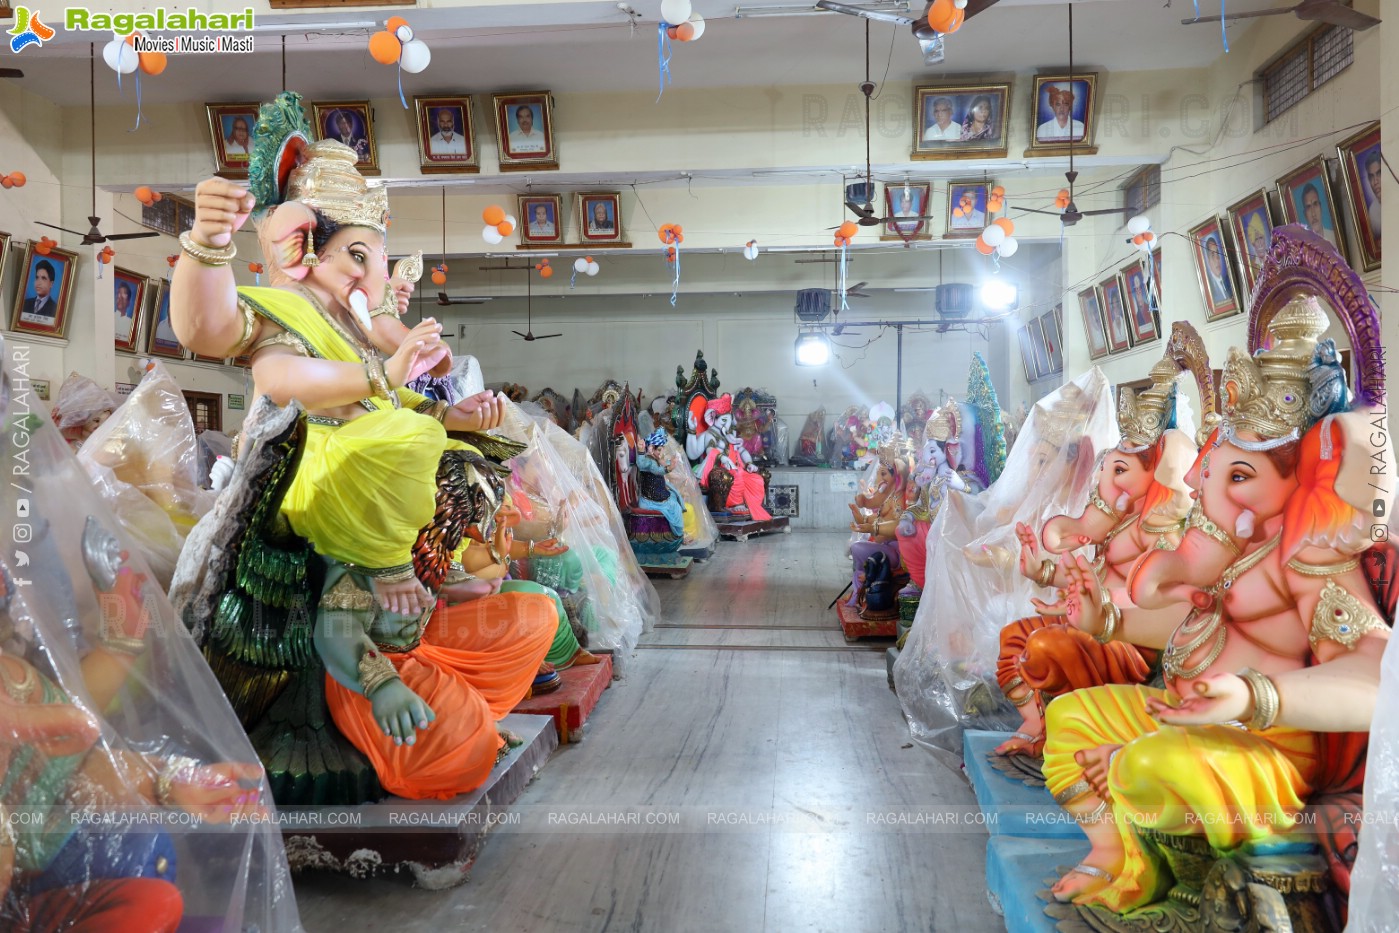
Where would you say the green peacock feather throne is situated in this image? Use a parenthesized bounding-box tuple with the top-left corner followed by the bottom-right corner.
(247, 90, 314, 213)
(967, 351, 1007, 488)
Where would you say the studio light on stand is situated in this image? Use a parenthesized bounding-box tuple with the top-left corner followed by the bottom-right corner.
(794, 330, 831, 367)
(980, 278, 1018, 312)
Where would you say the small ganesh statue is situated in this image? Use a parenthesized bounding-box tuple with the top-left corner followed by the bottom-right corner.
(848, 442, 910, 615)
(690, 394, 773, 521)
(896, 400, 969, 603)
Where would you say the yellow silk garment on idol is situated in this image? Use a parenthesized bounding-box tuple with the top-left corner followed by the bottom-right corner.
(237, 285, 463, 576)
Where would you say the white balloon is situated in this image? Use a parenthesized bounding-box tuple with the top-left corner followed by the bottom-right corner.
(745, 246, 759, 260)
(687, 13, 706, 40)
(505, 215, 517, 228)
(394, 24, 414, 43)
(574, 257, 589, 273)
(586, 262, 600, 276)
(482, 225, 504, 245)
(981, 224, 1006, 247)
(398, 39, 431, 74)
(1127, 215, 1151, 236)
(103, 39, 139, 75)
(954, 0, 968, 7)
(660, 0, 692, 26)
(997, 236, 1019, 258)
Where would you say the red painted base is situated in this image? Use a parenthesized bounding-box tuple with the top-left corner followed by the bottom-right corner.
(835, 600, 898, 640)
(512, 651, 614, 743)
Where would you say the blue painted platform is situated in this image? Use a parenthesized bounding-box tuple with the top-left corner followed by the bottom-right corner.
(986, 835, 1090, 933)
(963, 731, 1084, 839)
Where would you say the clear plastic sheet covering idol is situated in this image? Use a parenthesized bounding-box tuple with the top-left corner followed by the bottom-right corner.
(892, 368, 1118, 763)
(0, 344, 301, 932)
(486, 394, 659, 658)
(771, 417, 790, 466)
(49, 372, 119, 449)
(75, 363, 215, 590)
(1347, 619, 1399, 930)
(659, 434, 718, 553)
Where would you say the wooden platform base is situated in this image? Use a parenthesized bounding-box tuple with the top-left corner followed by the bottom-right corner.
(512, 650, 615, 744)
(834, 598, 898, 640)
(640, 555, 694, 579)
(714, 514, 792, 542)
(281, 712, 557, 889)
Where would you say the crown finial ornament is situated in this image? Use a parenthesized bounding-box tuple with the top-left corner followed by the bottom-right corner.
(1220, 295, 1331, 449)
(925, 399, 960, 444)
(1036, 382, 1090, 448)
(285, 141, 390, 234)
(1117, 357, 1181, 452)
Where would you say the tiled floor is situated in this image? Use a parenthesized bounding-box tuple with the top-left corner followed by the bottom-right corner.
(294, 532, 1002, 933)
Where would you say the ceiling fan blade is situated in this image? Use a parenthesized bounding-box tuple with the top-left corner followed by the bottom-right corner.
(963, 0, 999, 19)
(857, 216, 883, 226)
(815, 1, 915, 26)
(1182, 7, 1290, 25)
(512, 331, 530, 339)
(0, 69, 24, 79)
(1012, 206, 1065, 217)
(534, 333, 564, 340)
(848, 282, 868, 293)
(36, 221, 89, 238)
(105, 231, 160, 241)
(1079, 207, 1134, 217)
(845, 199, 875, 217)
(1296, 0, 1380, 29)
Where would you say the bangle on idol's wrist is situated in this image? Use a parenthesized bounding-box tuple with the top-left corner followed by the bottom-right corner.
(155, 756, 199, 807)
(364, 358, 393, 400)
(101, 632, 147, 656)
(1094, 600, 1120, 645)
(358, 648, 400, 698)
(179, 231, 237, 266)
(1037, 558, 1056, 587)
(1237, 667, 1280, 731)
(527, 540, 536, 559)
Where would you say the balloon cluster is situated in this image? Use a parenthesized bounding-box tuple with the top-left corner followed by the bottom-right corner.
(247, 262, 264, 274)
(97, 244, 115, 277)
(34, 236, 58, 256)
(573, 256, 601, 277)
(133, 186, 163, 206)
(166, 254, 179, 268)
(369, 16, 431, 74)
(0, 171, 27, 189)
(742, 239, 759, 261)
(834, 221, 858, 248)
(431, 263, 448, 287)
(926, 0, 969, 34)
(482, 205, 517, 245)
(986, 185, 1005, 213)
(660, 0, 707, 42)
(976, 218, 1018, 258)
(534, 258, 554, 279)
(1127, 215, 1157, 251)
(1054, 188, 1071, 210)
(103, 33, 166, 76)
(659, 224, 684, 262)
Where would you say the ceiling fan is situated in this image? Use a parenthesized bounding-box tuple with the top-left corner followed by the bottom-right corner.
(436, 292, 492, 306)
(36, 45, 158, 246)
(512, 268, 561, 342)
(1011, 4, 1132, 230)
(1183, 0, 1379, 31)
(817, 0, 1000, 60)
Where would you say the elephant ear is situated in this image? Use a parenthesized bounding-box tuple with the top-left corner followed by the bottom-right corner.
(1283, 406, 1391, 559)
(1333, 402, 1394, 534)
(1145, 428, 1196, 524)
(256, 201, 317, 283)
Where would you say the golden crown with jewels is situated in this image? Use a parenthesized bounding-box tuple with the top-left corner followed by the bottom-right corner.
(1035, 382, 1091, 448)
(285, 141, 390, 234)
(1117, 357, 1181, 450)
(925, 399, 960, 444)
(1220, 295, 1329, 444)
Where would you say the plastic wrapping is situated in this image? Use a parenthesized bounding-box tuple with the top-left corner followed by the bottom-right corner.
(75, 363, 215, 590)
(1348, 625, 1399, 929)
(790, 407, 827, 467)
(49, 372, 119, 450)
(892, 368, 1118, 761)
(196, 430, 233, 489)
(494, 399, 660, 657)
(772, 417, 790, 466)
(0, 348, 301, 931)
(660, 434, 718, 552)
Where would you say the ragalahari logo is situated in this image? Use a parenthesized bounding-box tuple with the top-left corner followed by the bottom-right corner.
(9, 7, 56, 53)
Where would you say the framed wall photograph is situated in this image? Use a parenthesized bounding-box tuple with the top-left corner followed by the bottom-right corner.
(204, 102, 259, 178)
(493, 92, 558, 171)
(413, 95, 479, 174)
(1026, 72, 1099, 156)
(310, 101, 379, 175)
(1038, 309, 1064, 375)
(1225, 189, 1276, 295)
(1119, 260, 1158, 347)
(0, 231, 10, 279)
(1098, 273, 1131, 353)
(881, 182, 932, 241)
(112, 267, 148, 353)
(945, 180, 991, 239)
(1188, 215, 1241, 321)
(518, 194, 566, 246)
(1077, 286, 1109, 361)
(1027, 316, 1052, 379)
(1336, 122, 1381, 272)
(911, 82, 1011, 161)
(1150, 245, 1162, 310)
(576, 192, 625, 246)
(1276, 156, 1345, 258)
(1017, 324, 1038, 382)
(9, 240, 79, 339)
(145, 281, 186, 360)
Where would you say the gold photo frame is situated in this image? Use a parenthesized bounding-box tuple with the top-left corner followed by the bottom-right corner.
(413, 95, 479, 174)
(880, 182, 933, 242)
(517, 194, 566, 247)
(205, 102, 259, 178)
(1276, 155, 1346, 259)
(310, 101, 379, 176)
(911, 82, 1012, 161)
(1336, 122, 1381, 273)
(112, 267, 149, 353)
(1026, 72, 1100, 157)
(492, 92, 558, 172)
(9, 240, 79, 339)
(575, 192, 625, 246)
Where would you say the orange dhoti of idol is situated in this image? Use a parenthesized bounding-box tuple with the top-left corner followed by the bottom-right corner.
(325, 590, 555, 800)
(998, 615, 1152, 700)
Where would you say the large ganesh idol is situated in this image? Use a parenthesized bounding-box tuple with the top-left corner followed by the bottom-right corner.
(685, 393, 772, 520)
(1041, 227, 1393, 928)
(892, 370, 1117, 762)
(994, 334, 1206, 757)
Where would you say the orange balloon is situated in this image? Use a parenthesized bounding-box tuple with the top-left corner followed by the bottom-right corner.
(974, 236, 996, 256)
(497, 221, 514, 236)
(991, 186, 1005, 198)
(139, 51, 166, 75)
(368, 30, 401, 65)
(838, 221, 858, 238)
(151, 190, 162, 201)
(987, 197, 1003, 214)
(672, 224, 683, 235)
(585, 256, 593, 263)
(667, 26, 679, 39)
(941, 8, 965, 34)
(431, 270, 447, 286)
(1132, 233, 1146, 245)
(927, 0, 956, 27)
(1144, 231, 1157, 242)
(674, 233, 684, 244)
(658, 226, 673, 243)
(134, 185, 153, 203)
(8, 171, 26, 187)
(0, 177, 10, 190)
(386, 16, 409, 33)
(676, 22, 695, 40)
(483, 205, 506, 226)
(124, 33, 138, 46)
(540, 266, 554, 278)
(993, 218, 1015, 236)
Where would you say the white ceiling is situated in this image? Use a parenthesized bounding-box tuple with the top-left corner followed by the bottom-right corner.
(8, 0, 1278, 106)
